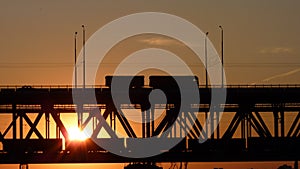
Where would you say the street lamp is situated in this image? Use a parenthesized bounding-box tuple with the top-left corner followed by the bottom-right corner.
(205, 32, 209, 88)
(74, 32, 78, 88)
(219, 25, 224, 88)
(82, 25, 86, 89)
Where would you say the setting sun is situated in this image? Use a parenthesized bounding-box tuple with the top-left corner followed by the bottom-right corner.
(68, 126, 89, 141)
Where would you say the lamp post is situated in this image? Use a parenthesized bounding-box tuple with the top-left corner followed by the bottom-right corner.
(82, 25, 86, 89)
(74, 32, 78, 88)
(205, 32, 209, 88)
(219, 25, 224, 88)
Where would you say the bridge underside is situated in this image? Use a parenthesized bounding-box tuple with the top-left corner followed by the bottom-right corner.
(0, 146, 299, 164)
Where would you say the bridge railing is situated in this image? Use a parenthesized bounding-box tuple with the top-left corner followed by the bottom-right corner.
(0, 85, 109, 91)
(220, 84, 300, 88)
(0, 84, 300, 90)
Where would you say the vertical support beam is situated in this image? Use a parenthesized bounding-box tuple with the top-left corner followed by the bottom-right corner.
(273, 111, 279, 138)
(12, 103, 17, 139)
(184, 112, 188, 138)
(169, 109, 173, 138)
(19, 111, 23, 139)
(173, 112, 177, 138)
(146, 109, 150, 137)
(246, 113, 251, 149)
(240, 105, 249, 140)
(92, 116, 95, 131)
(107, 109, 114, 131)
(295, 160, 298, 169)
(113, 111, 116, 132)
(110, 109, 113, 128)
(78, 104, 83, 129)
(109, 109, 116, 131)
(205, 112, 208, 139)
(151, 107, 155, 137)
(45, 112, 50, 139)
(247, 113, 252, 138)
(210, 112, 215, 139)
(216, 111, 220, 139)
(280, 110, 284, 137)
(142, 110, 145, 138)
(241, 111, 245, 139)
(179, 112, 183, 138)
(56, 112, 60, 139)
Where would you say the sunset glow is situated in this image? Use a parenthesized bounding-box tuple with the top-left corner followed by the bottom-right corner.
(0, 1, 299, 169)
(68, 126, 88, 141)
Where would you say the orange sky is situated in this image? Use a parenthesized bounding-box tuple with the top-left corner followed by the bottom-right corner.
(0, 0, 299, 85)
(0, 1, 299, 169)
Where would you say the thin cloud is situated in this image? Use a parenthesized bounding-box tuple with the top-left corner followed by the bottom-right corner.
(139, 37, 184, 46)
(259, 47, 293, 55)
(262, 68, 300, 82)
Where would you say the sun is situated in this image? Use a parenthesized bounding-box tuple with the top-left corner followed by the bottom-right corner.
(68, 126, 88, 141)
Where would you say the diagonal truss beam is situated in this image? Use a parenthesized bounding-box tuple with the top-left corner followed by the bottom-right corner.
(81, 108, 102, 130)
(24, 112, 44, 139)
(189, 112, 207, 139)
(154, 108, 179, 136)
(2, 120, 15, 138)
(287, 112, 300, 137)
(254, 111, 272, 137)
(248, 112, 271, 137)
(294, 122, 300, 137)
(222, 112, 243, 139)
(50, 110, 69, 140)
(115, 110, 137, 138)
(91, 110, 118, 139)
(153, 110, 172, 136)
(173, 116, 196, 139)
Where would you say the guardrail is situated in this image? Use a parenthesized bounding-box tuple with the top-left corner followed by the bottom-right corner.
(0, 84, 300, 90)
(212, 84, 300, 88)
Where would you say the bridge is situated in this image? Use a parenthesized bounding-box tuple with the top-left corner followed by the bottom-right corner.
(0, 76, 299, 168)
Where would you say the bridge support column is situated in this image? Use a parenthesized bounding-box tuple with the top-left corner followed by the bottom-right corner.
(77, 104, 83, 129)
(146, 109, 151, 137)
(210, 111, 215, 139)
(45, 112, 50, 139)
(182, 112, 186, 138)
(56, 112, 60, 139)
(273, 103, 285, 137)
(12, 104, 17, 139)
(205, 112, 208, 139)
(280, 110, 285, 137)
(295, 160, 298, 169)
(151, 107, 155, 137)
(19, 111, 23, 139)
(248, 114, 252, 137)
(142, 110, 145, 138)
(274, 111, 279, 137)
(241, 111, 245, 139)
(241, 107, 250, 140)
(216, 111, 220, 139)
(110, 110, 116, 131)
